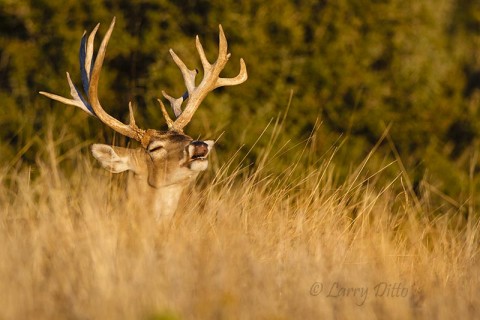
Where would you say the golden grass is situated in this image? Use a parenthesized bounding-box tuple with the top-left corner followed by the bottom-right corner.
(1, 130, 479, 320)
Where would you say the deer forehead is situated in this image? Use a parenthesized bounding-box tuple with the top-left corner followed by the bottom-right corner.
(145, 132, 193, 150)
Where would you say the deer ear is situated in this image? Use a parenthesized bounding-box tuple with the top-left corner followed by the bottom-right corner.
(91, 144, 132, 173)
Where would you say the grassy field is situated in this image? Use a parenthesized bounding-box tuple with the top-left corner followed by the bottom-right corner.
(0, 124, 479, 320)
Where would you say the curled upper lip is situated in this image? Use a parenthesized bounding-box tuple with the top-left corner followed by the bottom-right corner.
(188, 140, 210, 161)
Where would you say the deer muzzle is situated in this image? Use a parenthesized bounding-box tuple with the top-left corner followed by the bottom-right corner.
(186, 140, 214, 171)
(192, 141, 209, 159)
(188, 140, 214, 162)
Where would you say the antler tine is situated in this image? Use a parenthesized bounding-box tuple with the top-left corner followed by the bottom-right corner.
(167, 24, 248, 132)
(211, 25, 248, 88)
(85, 24, 100, 82)
(88, 17, 146, 142)
(161, 49, 198, 119)
(161, 90, 184, 118)
(128, 101, 138, 127)
(216, 24, 229, 67)
(215, 58, 248, 88)
(157, 99, 175, 129)
(168, 49, 198, 94)
(39, 72, 96, 117)
(195, 35, 211, 72)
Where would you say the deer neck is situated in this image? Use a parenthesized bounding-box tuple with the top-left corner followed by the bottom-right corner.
(151, 183, 186, 219)
(127, 172, 193, 220)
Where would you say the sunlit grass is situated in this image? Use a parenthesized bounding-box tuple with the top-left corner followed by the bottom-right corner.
(0, 124, 479, 319)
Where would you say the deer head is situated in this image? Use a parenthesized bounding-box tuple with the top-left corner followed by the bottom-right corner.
(39, 18, 247, 219)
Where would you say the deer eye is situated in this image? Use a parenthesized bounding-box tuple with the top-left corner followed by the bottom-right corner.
(148, 143, 165, 153)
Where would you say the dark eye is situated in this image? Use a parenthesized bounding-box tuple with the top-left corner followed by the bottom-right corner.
(148, 144, 164, 153)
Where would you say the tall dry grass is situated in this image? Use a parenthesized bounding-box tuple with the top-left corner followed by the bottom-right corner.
(0, 123, 479, 319)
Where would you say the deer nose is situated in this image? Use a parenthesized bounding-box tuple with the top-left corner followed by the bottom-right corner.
(191, 141, 209, 158)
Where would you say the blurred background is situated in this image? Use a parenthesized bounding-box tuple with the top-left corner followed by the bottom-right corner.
(1, 0, 480, 209)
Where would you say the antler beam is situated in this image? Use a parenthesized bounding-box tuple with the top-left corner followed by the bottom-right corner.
(40, 18, 146, 144)
(87, 18, 146, 142)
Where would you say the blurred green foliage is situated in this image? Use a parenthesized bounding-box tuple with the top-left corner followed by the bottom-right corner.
(1, 0, 480, 207)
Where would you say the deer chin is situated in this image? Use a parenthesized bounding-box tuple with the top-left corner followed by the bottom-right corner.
(188, 158, 209, 171)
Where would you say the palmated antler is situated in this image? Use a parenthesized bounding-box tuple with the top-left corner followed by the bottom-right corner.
(160, 25, 248, 132)
(40, 18, 148, 145)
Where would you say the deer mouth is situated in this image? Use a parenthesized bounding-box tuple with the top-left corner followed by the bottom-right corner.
(187, 140, 214, 167)
(191, 154, 207, 161)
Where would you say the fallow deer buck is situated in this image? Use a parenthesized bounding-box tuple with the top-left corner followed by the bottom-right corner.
(40, 18, 247, 219)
